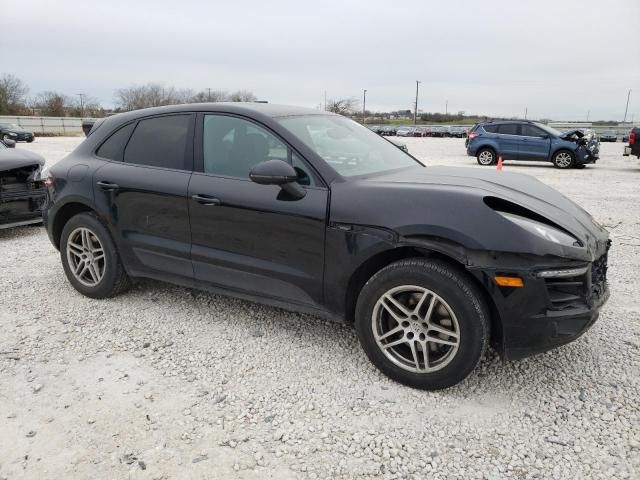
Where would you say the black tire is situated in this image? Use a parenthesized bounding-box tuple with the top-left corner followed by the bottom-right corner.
(476, 147, 497, 166)
(355, 258, 489, 390)
(573, 164, 586, 169)
(552, 150, 575, 169)
(27, 138, 34, 143)
(60, 212, 130, 299)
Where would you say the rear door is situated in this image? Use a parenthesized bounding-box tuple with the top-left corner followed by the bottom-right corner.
(519, 124, 551, 161)
(188, 113, 328, 307)
(93, 114, 195, 279)
(496, 123, 521, 159)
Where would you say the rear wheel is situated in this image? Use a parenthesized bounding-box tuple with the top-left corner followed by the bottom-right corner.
(60, 212, 130, 298)
(355, 258, 489, 390)
(476, 148, 496, 166)
(552, 150, 575, 169)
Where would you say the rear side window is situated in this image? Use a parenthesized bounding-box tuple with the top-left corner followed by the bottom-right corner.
(482, 124, 498, 133)
(124, 115, 190, 169)
(497, 124, 519, 135)
(96, 123, 135, 161)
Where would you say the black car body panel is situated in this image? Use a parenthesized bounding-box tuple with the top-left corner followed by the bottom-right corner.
(43, 103, 610, 361)
(0, 146, 46, 228)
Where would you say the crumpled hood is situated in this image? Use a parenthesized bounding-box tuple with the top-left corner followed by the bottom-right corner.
(559, 129, 584, 140)
(362, 166, 609, 256)
(0, 149, 45, 170)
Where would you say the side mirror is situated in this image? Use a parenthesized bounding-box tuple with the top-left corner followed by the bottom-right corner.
(2, 138, 16, 148)
(249, 159, 306, 199)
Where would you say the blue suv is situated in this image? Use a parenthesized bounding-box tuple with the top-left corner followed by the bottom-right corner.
(465, 121, 599, 169)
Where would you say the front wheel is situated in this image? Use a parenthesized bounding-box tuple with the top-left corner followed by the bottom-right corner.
(355, 258, 489, 390)
(552, 150, 575, 169)
(60, 212, 130, 298)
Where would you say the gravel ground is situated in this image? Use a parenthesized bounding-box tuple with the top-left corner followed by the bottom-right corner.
(1, 137, 638, 479)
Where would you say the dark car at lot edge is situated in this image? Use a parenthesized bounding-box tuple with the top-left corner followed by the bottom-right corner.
(466, 120, 599, 169)
(43, 103, 610, 390)
(0, 141, 46, 228)
(623, 128, 640, 159)
(599, 130, 617, 142)
(0, 122, 35, 143)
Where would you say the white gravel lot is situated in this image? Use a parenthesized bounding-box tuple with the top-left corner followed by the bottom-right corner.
(1, 136, 639, 479)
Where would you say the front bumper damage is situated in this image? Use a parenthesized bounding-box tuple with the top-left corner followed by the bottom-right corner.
(468, 243, 610, 360)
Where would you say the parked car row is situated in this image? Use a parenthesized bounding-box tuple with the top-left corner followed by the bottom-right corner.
(598, 130, 633, 142)
(386, 125, 469, 138)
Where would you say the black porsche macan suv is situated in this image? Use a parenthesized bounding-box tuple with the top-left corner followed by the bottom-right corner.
(43, 103, 610, 390)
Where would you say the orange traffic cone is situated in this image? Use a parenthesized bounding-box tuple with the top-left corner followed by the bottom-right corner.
(497, 155, 503, 171)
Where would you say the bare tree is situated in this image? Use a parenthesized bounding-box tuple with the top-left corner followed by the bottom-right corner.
(0, 73, 29, 114)
(229, 90, 257, 102)
(32, 91, 71, 117)
(326, 97, 359, 115)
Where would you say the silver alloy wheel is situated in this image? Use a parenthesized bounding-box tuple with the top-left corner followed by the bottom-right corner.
(478, 150, 494, 165)
(372, 285, 460, 373)
(555, 152, 573, 168)
(66, 227, 106, 287)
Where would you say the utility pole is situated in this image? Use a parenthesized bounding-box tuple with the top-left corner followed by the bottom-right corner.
(324, 90, 327, 111)
(587, 110, 590, 122)
(524, 107, 528, 120)
(207, 88, 211, 101)
(414, 80, 421, 125)
(362, 89, 367, 124)
(445, 100, 448, 115)
(623, 89, 631, 123)
(76, 93, 86, 117)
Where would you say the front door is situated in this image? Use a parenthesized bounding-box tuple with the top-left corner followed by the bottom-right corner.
(519, 124, 551, 161)
(93, 114, 195, 278)
(188, 113, 328, 307)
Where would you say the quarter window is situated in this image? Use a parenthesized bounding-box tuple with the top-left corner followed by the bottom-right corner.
(95, 123, 135, 161)
(203, 114, 316, 185)
(497, 124, 519, 135)
(124, 115, 190, 169)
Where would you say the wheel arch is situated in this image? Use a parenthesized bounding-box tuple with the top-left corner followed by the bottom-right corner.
(344, 241, 504, 352)
(51, 201, 96, 249)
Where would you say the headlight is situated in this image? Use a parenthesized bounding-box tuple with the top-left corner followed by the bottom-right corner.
(8, 132, 18, 137)
(498, 212, 579, 246)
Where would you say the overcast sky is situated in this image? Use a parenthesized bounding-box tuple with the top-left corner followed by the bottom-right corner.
(2, 0, 639, 120)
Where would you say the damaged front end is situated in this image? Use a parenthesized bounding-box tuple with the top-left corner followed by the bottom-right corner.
(0, 152, 47, 229)
(561, 129, 600, 164)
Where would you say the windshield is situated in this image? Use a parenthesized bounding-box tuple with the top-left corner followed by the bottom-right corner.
(534, 123, 563, 137)
(0, 123, 19, 129)
(278, 115, 421, 177)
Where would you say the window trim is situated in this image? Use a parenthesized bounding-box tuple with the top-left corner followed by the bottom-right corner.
(194, 112, 327, 189)
(520, 124, 547, 138)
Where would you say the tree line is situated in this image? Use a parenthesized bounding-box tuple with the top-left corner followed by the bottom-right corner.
(0, 73, 258, 117)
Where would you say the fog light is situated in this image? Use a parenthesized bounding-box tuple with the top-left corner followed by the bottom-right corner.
(495, 276, 524, 287)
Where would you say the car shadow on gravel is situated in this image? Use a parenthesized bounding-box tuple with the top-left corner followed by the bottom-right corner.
(121, 277, 600, 398)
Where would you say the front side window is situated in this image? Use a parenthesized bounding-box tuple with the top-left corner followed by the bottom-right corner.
(278, 115, 420, 177)
(124, 115, 190, 169)
(497, 124, 519, 135)
(521, 125, 546, 137)
(482, 124, 498, 133)
(202, 114, 316, 185)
